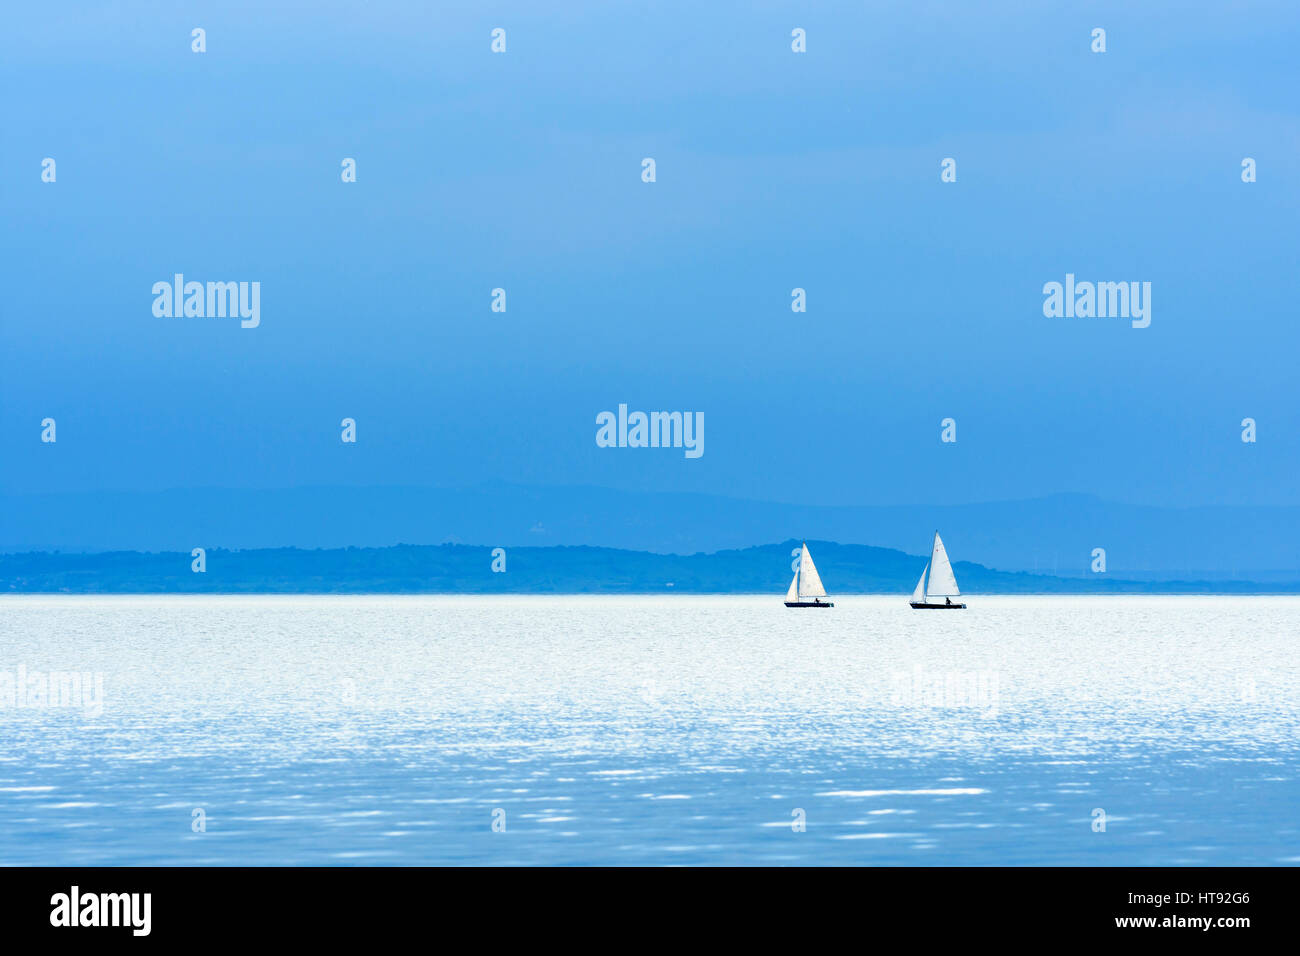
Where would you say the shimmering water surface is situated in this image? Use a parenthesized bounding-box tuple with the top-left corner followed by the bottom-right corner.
(1, 595, 1297, 865)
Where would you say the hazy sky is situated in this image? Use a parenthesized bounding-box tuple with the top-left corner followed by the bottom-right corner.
(2, 1, 1297, 508)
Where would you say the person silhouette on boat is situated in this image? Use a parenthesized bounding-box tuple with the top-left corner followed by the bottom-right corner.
(945, 597, 952, 605)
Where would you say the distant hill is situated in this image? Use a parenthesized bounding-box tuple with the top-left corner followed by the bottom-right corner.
(1, 483, 1297, 581)
(0, 541, 1292, 594)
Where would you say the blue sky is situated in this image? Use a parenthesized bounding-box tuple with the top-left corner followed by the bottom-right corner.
(2, 1, 1297, 510)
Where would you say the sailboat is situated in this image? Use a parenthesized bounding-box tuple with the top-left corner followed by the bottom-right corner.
(785, 542, 834, 608)
(909, 531, 967, 609)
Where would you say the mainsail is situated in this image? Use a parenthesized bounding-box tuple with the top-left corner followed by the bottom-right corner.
(925, 532, 960, 598)
(797, 544, 827, 598)
(911, 563, 929, 603)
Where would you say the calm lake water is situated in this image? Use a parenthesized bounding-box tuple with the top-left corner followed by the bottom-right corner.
(1, 595, 1297, 866)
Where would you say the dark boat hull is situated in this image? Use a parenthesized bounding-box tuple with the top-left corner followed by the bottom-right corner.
(785, 601, 834, 608)
(910, 601, 966, 609)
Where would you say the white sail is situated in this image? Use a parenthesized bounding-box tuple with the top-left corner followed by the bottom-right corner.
(911, 563, 928, 603)
(786, 571, 799, 602)
(797, 543, 827, 598)
(925, 532, 960, 598)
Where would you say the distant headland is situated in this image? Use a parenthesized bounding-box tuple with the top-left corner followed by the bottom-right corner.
(1, 541, 1293, 595)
